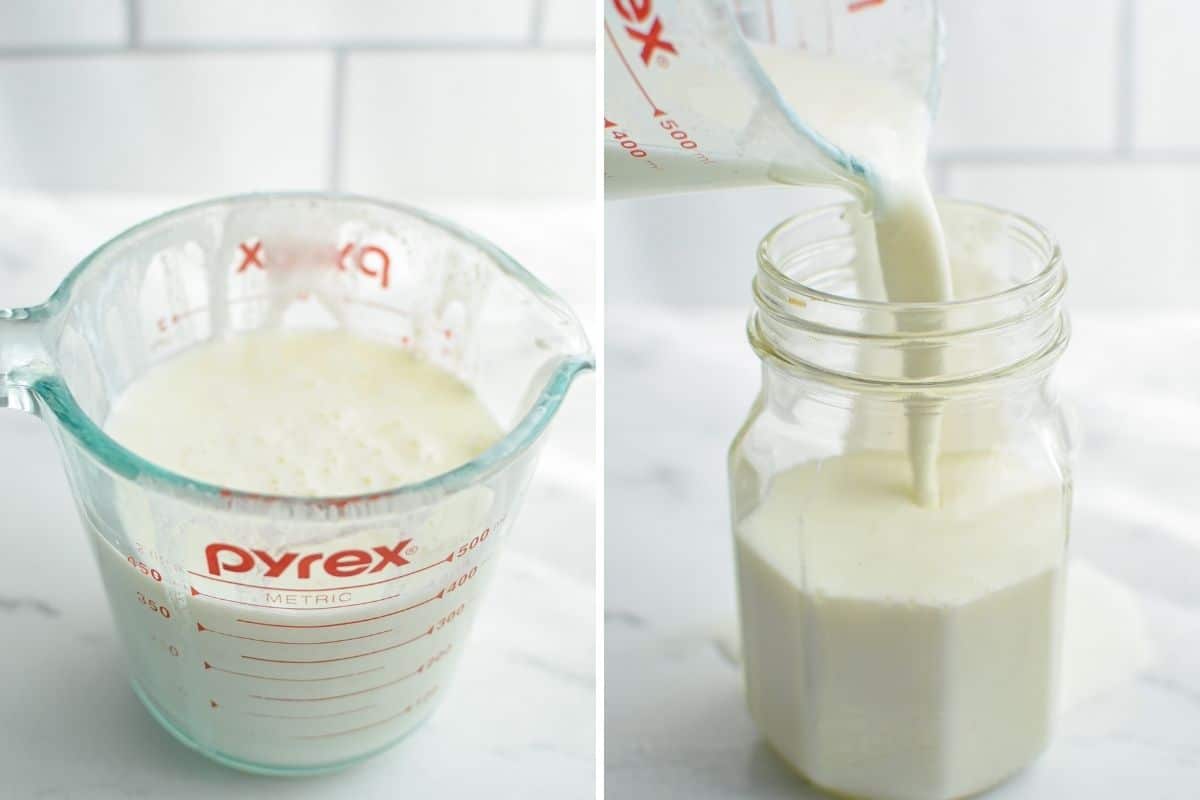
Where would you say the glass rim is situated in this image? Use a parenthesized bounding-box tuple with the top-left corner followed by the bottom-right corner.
(734, 0, 945, 185)
(20, 191, 594, 515)
(756, 197, 1065, 314)
(749, 197, 1069, 390)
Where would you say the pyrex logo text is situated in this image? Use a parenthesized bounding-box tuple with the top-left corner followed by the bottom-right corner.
(205, 539, 414, 579)
(614, 0, 677, 65)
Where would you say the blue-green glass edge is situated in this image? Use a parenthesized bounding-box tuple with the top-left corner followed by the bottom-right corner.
(20, 191, 594, 513)
(726, 0, 946, 188)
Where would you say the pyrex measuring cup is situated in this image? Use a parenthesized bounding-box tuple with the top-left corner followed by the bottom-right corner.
(0, 194, 593, 775)
(604, 0, 942, 197)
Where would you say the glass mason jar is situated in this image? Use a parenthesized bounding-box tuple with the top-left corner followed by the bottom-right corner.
(729, 200, 1072, 800)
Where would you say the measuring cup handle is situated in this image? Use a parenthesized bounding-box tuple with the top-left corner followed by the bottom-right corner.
(0, 305, 52, 413)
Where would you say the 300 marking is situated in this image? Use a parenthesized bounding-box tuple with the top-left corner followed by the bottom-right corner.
(435, 604, 466, 631)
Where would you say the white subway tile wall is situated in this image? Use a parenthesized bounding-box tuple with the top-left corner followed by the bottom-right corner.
(945, 163, 1200, 308)
(0, 0, 127, 49)
(138, 0, 535, 45)
(933, 0, 1122, 154)
(0, 1, 591, 201)
(608, 0, 1200, 311)
(341, 51, 593, 200)
(0, 54, 333, 193)
(1133, 0, 1200, 151)
(543, 0, 595, 45)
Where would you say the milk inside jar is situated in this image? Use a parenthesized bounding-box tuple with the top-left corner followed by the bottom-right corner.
(729, 48, 1072, 800)
(95, 330, 504, 767)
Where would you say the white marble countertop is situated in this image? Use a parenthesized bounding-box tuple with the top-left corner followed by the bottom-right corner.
(0, 193, 596, 799)
(605, 304, 1200, 798)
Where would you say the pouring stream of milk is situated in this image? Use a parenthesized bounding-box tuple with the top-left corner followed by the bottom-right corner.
(752, 45, 953, 507)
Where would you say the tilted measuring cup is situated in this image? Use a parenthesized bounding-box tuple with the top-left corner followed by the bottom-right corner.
(604, 0, 942, 197)
(0, 194, 593, 774)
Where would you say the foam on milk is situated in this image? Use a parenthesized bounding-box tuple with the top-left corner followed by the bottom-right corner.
(94, 330, 505, 767)
(736, 451, 1066, 799)
(106, 329, 503, 496)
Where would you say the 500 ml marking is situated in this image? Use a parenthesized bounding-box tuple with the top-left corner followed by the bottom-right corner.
(604, 117, 713, 169)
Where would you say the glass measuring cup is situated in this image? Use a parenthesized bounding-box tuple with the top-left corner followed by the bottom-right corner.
(604, 0, 943, 198)
(0, 193, 593, 775)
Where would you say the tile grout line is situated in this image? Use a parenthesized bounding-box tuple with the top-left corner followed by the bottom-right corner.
(932, 149, 1200, 166)
(125, 0, 141, 48)
(530, 0, 549, 45)
(0, 41, 591, 59)
(328, 49, 347, 192)
(1115, 0, 1135, 155)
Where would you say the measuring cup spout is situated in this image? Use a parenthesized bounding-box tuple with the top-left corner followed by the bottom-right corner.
(0, 304, 54, 414)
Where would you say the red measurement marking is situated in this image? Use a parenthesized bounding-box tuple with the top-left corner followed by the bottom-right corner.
(604, 118, 617, 128)
(187, 551, 453, 593)
(357, 245, 391, 289)
(626, 17, 676, 65)
(848, 0, 884, 11)
(236, 240, 390, 289)
(242, 626, 433, 665)
(237, 241, 264, 272)
(246, 705, 375, 720)
(337, 242, 354, 271)
(604, 22, 666, 117)
(250, 665, 427, 703)
(204, 661, 384, 682)
(613, 0, 678, 66)
(154, 305, 210, 335)
(293, 688, 439, 740)
(191, 585, 444, 613)
(235, 589, 445, 629)
(204, 537, 414, 581)
(196, 622, 392, 646)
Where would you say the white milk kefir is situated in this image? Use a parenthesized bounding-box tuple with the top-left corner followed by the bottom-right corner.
(736, 453, 1065, 799)
(94, 330, 504, 767)
(730, 48, 1068, 800)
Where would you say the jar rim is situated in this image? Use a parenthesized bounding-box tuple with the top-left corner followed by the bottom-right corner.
(750, 198, 1069, 390)
(756, 197, 1063, 313)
